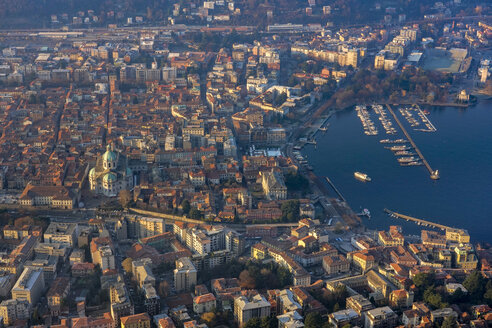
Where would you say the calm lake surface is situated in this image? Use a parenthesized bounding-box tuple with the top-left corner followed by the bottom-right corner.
(303, 100, 492, 242)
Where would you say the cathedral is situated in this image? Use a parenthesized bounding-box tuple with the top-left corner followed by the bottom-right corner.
(89, 145, 133, 197)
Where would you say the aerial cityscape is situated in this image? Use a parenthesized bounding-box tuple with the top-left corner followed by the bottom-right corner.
(0, 0, 491, 327)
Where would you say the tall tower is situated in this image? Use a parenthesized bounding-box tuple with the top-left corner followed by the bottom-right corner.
(481, 67, 488, 84)
(109, 74, 118, 94)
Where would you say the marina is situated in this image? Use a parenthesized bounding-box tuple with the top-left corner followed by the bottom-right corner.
(373, 104, 397, 134)
(399, 106, 420, 127)
(414, 104, 437, 132)
(387, 104, 440, 179)
(355, 105, 378, 136)
(400, 105, 437, 132)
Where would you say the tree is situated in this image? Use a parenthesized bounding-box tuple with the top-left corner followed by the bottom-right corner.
(122, 258, 133, 274)
(284, 172, 309, 192)
(448, 287, 467, 305)
(413, 272, 435, 288)
(239, 270, 256, 289)
(463, 271, 486, 302)
(281, 200, 300, 222)
(261, 316, 278, 328)
(244, 317, 262, 328)
(201, 312, 217, 327)
(189, 208, 203, 220)
(441, 315, 458, 328)
(423, 287, 445, 309)
(181, 199, 191, 215)
(118, 189, 132, 208)
(304, 312, 323, 328)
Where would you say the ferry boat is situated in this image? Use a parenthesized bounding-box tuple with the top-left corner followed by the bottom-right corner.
(354, 172, 371, 182)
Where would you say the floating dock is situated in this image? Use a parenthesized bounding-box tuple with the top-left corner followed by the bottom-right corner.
(386, 104, 440, 180)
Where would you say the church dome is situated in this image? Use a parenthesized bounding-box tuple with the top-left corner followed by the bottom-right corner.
(102, 149, 117, 163)
(89, 167, 96, 177)
(103, 172, 117, 184)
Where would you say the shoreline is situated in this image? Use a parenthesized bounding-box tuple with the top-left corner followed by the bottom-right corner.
(300, 99, 490, 242)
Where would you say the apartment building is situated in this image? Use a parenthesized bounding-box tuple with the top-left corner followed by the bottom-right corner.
(44, 222, 78, 247)
(174, 257, 197, 292)
(110, 282, 134, 323)
(364, 306, 398, 328)
(91, 238, 116, 271)
(121, 312, 151, 328)
(234, 295, 271, 328)
(12, 268, 45, 304)
(127, 216, 165, 239)
(0, 299, 31, 325)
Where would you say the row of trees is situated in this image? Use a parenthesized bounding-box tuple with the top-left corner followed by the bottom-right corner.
(330, 68, 453, 109)
(244, 316, 278, 328)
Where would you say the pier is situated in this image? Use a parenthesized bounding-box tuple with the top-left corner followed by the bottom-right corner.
(384, 208, 452, 230)
(324, 176, 347, 203)
(386, 104, 440, 180)
(306, 112, 333, 140)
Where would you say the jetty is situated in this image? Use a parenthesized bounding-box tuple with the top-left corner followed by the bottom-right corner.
(386, 104, 440, 180)
(324, 176, 347, 203)
(384, 208, 452, 231)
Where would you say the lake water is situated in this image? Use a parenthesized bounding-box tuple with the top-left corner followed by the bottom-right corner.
(303, 101, 492, 243)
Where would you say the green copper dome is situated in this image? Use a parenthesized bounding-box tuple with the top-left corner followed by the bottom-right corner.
(102, 149, 117, 163)
(103, 172, 117, 183)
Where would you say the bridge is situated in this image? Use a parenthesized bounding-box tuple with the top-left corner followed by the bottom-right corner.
(386, 104, 439, 180)
(384, 208, 452, 230)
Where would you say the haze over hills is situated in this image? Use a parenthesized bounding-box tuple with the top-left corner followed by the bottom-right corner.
(0, 0, 485, 29)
